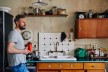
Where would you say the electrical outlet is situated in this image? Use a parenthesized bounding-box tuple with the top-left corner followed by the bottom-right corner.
(90, 43, 98, 48)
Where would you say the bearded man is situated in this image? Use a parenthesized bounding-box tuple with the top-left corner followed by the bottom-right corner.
(7, 14, 30, 72)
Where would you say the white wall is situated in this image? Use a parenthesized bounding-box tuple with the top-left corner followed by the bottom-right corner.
(0, 0, 108, 51)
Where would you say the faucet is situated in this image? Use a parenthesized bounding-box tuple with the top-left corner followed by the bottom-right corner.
(55, 42, 59, 51)
(47, 42, 66, 56)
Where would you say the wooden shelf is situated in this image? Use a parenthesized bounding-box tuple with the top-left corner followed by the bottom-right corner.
(25, 14, 68, 17)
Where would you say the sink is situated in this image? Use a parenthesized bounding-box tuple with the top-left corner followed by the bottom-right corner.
(40, 55, 77, 61)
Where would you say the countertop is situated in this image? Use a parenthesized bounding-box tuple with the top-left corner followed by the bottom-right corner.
(27, 57, 108, 63)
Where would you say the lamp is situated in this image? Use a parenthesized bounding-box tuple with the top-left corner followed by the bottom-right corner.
(32, 0, 48, 6)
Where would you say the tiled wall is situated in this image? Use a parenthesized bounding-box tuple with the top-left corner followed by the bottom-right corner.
(39, 33, 74, 56)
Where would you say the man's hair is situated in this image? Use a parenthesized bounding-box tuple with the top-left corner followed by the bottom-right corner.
(14, 14, 25, 23)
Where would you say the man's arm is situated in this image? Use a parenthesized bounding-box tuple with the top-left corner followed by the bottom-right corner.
(7, 42, 30, 54)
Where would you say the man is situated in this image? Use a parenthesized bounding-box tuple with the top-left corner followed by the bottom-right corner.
(7, 14, 30, 72)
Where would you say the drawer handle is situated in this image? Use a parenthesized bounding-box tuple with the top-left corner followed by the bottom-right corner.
(92, 65, 96, 68)
(70, 65, 73, 67)
(80, 27, 82, 31)
(48, 65, 51, 68)
(59, 65, 62, 67)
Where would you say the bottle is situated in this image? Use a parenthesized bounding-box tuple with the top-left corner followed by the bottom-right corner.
(88, 10, 93, 18)
(33, 45, 37, 57)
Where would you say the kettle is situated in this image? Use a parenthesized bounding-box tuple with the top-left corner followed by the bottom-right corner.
(74, 48, 86, 57)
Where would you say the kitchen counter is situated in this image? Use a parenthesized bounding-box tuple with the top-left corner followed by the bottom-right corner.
(26, 57, 107, 72)
(27, 57, 108, 63)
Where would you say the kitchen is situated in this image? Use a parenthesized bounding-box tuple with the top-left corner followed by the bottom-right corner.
(0, 0, 108, 72)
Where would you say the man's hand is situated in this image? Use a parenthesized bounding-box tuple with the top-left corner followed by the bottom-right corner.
(23, 47, 31, 54)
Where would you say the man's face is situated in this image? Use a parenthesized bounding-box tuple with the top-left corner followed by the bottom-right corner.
(17, 18, 26, 30)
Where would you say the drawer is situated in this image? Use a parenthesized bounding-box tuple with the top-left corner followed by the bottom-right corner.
(61, 63, 83, 69)
(84, 63, 105, 69)
(86, 70, 105, 72)
(38, 63, 62, 69)
(38, 63, 83, 69)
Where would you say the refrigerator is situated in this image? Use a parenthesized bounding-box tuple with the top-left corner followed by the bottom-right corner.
(0, 11, 13, 72)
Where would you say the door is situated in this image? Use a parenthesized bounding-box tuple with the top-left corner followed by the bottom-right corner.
(77, 19, 97, 38)
(0, 11, 13, 72)
(97, 19, 108, 38)
(0, 11, 3, 72)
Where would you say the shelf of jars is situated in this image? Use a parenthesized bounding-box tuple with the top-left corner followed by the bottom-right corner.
(24, 14, 68, 17)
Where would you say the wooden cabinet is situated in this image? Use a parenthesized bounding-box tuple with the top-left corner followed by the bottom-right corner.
(36, 62, 83, 72)
(84, 63, 105, 72)
(38, 63, 83, 69)
(75, 18, 108, 38)
(36, 62, 106, 72)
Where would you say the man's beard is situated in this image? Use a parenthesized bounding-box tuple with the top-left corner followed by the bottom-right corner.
(19, 25, 26, 30)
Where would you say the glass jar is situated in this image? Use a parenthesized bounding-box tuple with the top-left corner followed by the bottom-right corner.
(28, 6, 34, 15)
(57, 8, 66, 15)
(22, 7, 28, 15)
(41, 9, 45, 15)
(52, 6, 57, 15)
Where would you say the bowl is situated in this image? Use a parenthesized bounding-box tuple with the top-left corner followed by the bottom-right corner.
(0, 6, 11, 13)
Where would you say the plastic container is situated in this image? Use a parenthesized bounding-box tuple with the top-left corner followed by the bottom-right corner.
(75, 48, 86, 57)
(27, 42, 32, 52)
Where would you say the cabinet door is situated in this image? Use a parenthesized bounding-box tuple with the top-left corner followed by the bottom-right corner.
(61, 70, 84, 72)
(97, 19, 108, 38)
(87, 70, 105, 72)
(77, 19, 97, 38)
